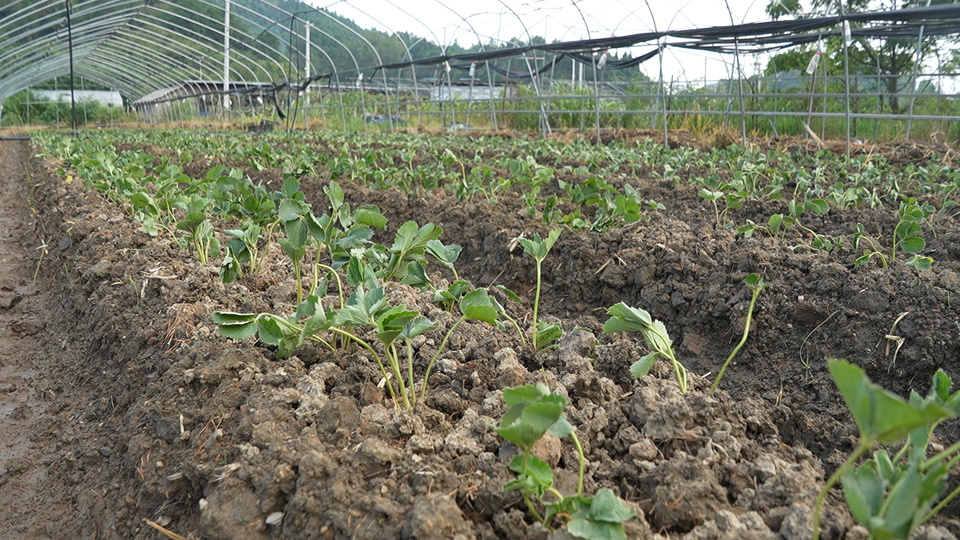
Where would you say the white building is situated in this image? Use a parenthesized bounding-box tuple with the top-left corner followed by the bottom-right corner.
(33, 90, 124, 108)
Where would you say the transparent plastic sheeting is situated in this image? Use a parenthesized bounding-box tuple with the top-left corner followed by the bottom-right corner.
(2, 1, 959, 108)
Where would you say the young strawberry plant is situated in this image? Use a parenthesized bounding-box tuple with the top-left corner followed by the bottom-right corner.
(813, 360, 960, 540)
(213, 283, 500, 410)
(891, 197, 934, 270)
(603, 303, 688, 394)
(495, 383, 635, 539)
(220, 221, 262, 283)
(516, 229, 563, 353)
(710, 274, 765, 392)
(853, 223, 890, 269)
(176, 210, 220, 264)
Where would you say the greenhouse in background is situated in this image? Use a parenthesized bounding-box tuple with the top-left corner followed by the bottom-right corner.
(3, 0, 960, 146)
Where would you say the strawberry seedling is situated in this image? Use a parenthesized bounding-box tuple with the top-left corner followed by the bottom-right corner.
(710, 274, 765, 392)
(516, 229, 563, 353)
(813, 360, 960, 540)
(495, 383, 635, 539)
(603, 303, 688, 394)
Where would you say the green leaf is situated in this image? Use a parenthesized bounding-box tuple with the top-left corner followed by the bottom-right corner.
(587, 488, 636, 523)
(339, 225, 374, 249)
(547, 416, 574, 438)
(257, 317, 286, 346)
(390, 221, 442, 257)
(376, 306, 418, 345)
(283, 217, 309, 249)
(495, 394, 566, 450)
(842, 463, 885, 526)
(768, 214, 783, 235)
(873, 450, 896, 482)
(346, 256, 368, 288)
(295, 294, 319, 319)
(516, 228, 562, 262)
(213, 311, 258, 340)
(630, 353, 659, 379)
(929, 370, 953, 402)
(744, 273, 765, 289)
(507, 454, 553, 492)
(602, 302, 653, 334)
(427, 239, 462, 266)
(536, 323, 564, 350)
(614, 195, 641, 222)
(401, 261, 430, 288)
(495, 285, 522, 303)
(460, 289, 498, 324)
(336, 287, 387, 327)
(431, 289, 456, 309)
(305, 212, 326, 241)
(643, 319, 673, 353)
(906, 256, 933, 271)
(502, 383, 550, 408)
(698, 188, 722, 201)
(448, 280, 471, 298)
(566, 519, 628, 540)
(176, 211, 205, 233)
(281, 176, 300, 198)
(828, 360, 949, 444)
(896, 221, 922, 241)
(278, 199, 305, 222)
(220, 254, 241, 284)
(899, 236, 925, 254)
(401, 316, 436, 340)
(335, 304, 369, 327)
(324, 181, 344, 210)
(353, 206, 387, 228)
(881, 466, 922, 533)
(212, 311, 257, 324)
(301, 309, 332, 339)
(503, 475, 539, 494)
(208, 237, 221, 259)
(805, 199, 830, 215)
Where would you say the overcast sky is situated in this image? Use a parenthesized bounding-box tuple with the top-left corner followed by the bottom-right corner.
(308, 0, 778, 83)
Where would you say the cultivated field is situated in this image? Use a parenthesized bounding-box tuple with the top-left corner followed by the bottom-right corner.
(1, 128, 959, 539)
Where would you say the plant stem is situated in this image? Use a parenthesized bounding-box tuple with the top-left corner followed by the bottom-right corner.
(501, 312, 527, 348)
(711, 283, 762, 392)
(420, 317, 465, 404)
(531, 259, 542, 351)
(311, 263, 345, 309)
(922, 439, 960, 471)
(330, 327, 400, 409)
(670, 354, 688, 394)
(813, 441, 872, 540)
(387, 343, 411, 409)
(293, 258, 303, 304)
(518, 452, 547, 525)
(570, 430, 585, 496)
(921, 483, 960, 526)
(406, 339, 416, 409)
(255, 221, 280, 272)
(648, 325, 687, 393)
(195, 236, 206, 264)
(522, 493, 545, 525)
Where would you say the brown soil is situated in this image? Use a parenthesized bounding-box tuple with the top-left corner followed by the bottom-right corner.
(1, 134, 959, 539)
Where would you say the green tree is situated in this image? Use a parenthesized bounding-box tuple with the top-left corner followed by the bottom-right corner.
(764, 0, 950, 113)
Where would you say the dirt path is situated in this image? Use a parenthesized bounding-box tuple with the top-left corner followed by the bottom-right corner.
(0, 140, 62, 540)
